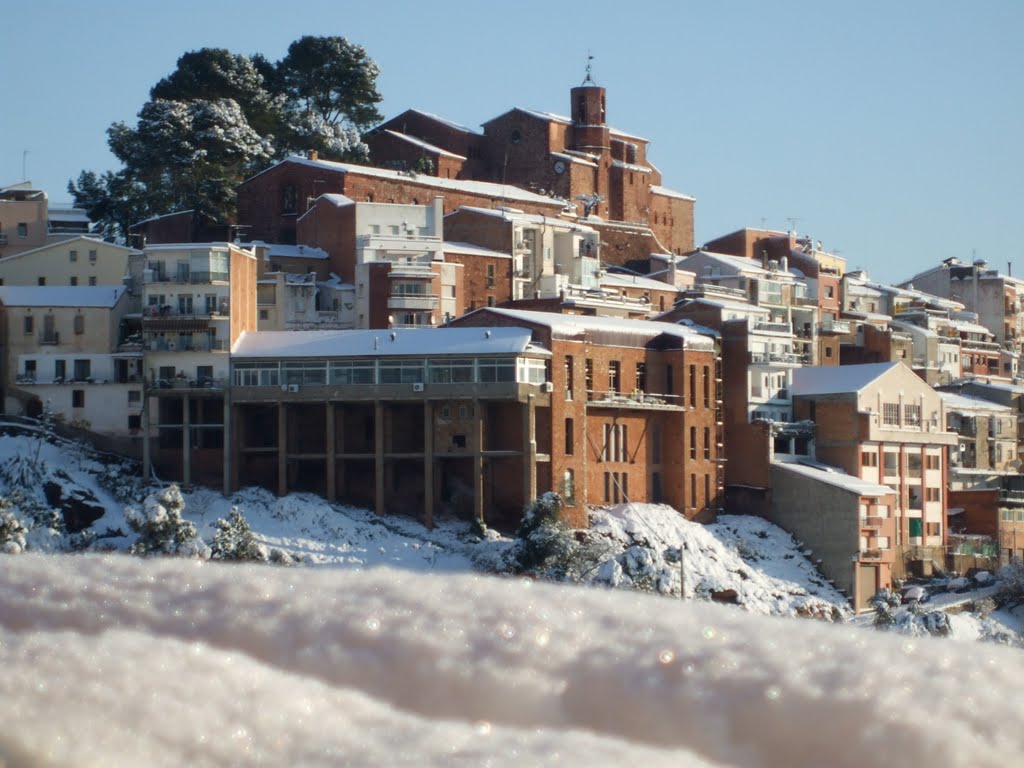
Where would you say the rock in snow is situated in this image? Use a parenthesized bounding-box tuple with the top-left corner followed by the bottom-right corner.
(2, 554, 1023, 767)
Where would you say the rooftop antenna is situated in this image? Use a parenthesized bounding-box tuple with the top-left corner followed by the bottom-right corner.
(759, 217, 767, 230)
(785, 216, 802, 234)
(582, 52, 595, 86)
(22, 149, 30, 182)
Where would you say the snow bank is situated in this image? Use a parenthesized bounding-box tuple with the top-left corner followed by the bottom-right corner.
(2, 555, 1022, 767)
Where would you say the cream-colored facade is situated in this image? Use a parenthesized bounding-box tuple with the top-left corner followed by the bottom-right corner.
(0, 186, 48, 259)
(0, 285, 143, 436)
(0, 236, 141, 288)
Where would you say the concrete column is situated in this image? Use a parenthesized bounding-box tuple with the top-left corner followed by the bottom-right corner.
(337, 405, 346, 499)
(374, 401, 385, 516)
(423, 401, 434, 528)
(523, 395, 537, 504)
(326, 402, 336, 502)
(222, 390, 232, 496)
(277, 402, 287, 496)
(473, 398, 484, 525)
(142, 393, 151, 484)
(182, 395, 191, 487)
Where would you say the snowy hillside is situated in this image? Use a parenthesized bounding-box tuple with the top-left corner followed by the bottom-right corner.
(3, 554, 1024, 768)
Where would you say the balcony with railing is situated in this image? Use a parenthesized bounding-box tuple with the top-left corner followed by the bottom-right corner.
(749, 351, 801, 366)
(819, 318, 850, 334)
(387, 293, 439, 311)
(144, 337, 229, 353)
(860, 516, 885, 530)
(39, 331, 60, 346)
(585, 389, 684, 411)
(753, 320, 793, 334)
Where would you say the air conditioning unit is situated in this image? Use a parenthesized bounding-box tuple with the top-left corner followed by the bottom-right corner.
(288, 384, 300, 393)
(412, 382, 425, 392)
(280, 384, 289, 392)
(543, 381, 554, 393)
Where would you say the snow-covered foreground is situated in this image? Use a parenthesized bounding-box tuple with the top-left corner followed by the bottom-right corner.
(2, 555, 1023, 768)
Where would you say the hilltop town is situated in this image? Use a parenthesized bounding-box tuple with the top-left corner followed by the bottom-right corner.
(3, 77, 1022, 613)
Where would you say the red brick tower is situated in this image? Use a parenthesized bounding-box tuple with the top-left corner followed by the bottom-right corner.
(570, 59, 610, 156)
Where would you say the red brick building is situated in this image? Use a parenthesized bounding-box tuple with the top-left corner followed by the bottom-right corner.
(448, 307, 723, 523)
(365, 79, 696, 264)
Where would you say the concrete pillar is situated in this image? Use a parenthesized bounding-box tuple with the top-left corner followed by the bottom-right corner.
(473, 398, 484, 524)
(277, 402, 287, 496)
(423, 401, 434, 528)
(337, 405, 346, 499)
(222, 390, 232, 496)
(142, 393, 151, 483)
(326, 402, 336, 501)
(374, 400, 385, 516)
(523, 395, 537, 504)
(182, 395, 191, 487)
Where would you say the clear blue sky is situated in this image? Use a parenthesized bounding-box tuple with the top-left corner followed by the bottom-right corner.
(2, 0, 1020, 284)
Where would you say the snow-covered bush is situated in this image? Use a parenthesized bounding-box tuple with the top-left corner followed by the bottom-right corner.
(869, 587, 902, 628)
(0, 507, 28, 554)
(504, 493, 606, 581)
(211, 507, 267, 562)
(126, 484, 208, 557)
(996, 558, 1024, 608)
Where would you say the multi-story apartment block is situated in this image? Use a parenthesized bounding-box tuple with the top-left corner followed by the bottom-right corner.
(790, 362, 957, 577)
(0, 236, 141, 289)
(0, 285, 142, 438)
(141, 243, 257, 486)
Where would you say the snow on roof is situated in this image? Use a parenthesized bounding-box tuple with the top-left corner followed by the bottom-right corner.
(254, 156, 565, 209)
(130, 209, 194, 228)
(678, 250, 773, 276)
(0, 285, 126, 308)
(494, 107, 648, 142)
(442, 241, 510, 259)
(791, 362, 899, 397)
(775, 459, 895, 496)
(0, 235, 140, 263)
(947, 318, 993, 335)
(241, 242, 328, 260)
(449, 205, 594, 231)
(600, 271, 676, 293)
(406, 108, 479, 134)
(611, 160, 651, 173)
(381, 130, 467, 160)
(466, 307, 715, 349)
(47, 208, 91, 223)
(678, 296, 770, 315)
(939, 391, 1013, 413)
(232, 327, 540, 359)
(550, 151, 598, 168)
(650, 185, 696, 202)
(319, 193, 355, 207)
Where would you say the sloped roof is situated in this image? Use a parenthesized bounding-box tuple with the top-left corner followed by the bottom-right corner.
(0, 235, 140, 263)
(775, 460, 895, 496)
(244, 156, 565, 210)
(0, 285, 126, 308)
(233, 327, 539, 359)
(380, 130, 467, 160)
(791, 362, 900, 397)
(650, 185, 696, 202)
(442, 241, 510, 259)
(938, 391, 1013, 413)
(600, 271, 677, 293)
(461, 307, 714, 350)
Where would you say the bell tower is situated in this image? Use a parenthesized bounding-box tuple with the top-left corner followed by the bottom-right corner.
(570, 55, 610, 155)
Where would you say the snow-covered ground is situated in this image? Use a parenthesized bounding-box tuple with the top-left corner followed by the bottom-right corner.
(3, 554, 1024, 767)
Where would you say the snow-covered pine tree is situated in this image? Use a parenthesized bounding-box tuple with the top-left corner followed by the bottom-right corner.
(211, 506, 267, 562)
(125, 484, 208, 557)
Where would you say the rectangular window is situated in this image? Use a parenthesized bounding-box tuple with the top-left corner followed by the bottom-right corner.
(564, 355, 574, 399)
(882, 403, 900, 426)
(689, 365, 696, 407)
(585, 359, 594, 401)
(486, 264, 495, 288)
(861, 451, 878, 467)
(70, 250, 78, 262)
(665, 364, 673, 397)
(690, 426, 697, 459)
(926, 487, 941, 502)
(73, 359, 91, 381)
(703, 427, 710, 459)
(72, 389, 85, 408)
(883, 452, 899, 475)
(565, 418, 574, 455)
(17, 223, 28, 237)
(89, 250, 97, 263)
(23, 316, 33, 334)
(903, 404, 921, 428)
(55, 360, 66, 381)
(635, 362, 647, 393)
(926, 454, 940, 470)
(128, 390, 141, 404)
(38, 276, 46, 286)
(704, 474, 711, 509)
(690, 474, 697, 508)
(70, 276, 78, 286)
(907, 454, 922, 478)
(74, 315, 85, 335)
(703, 365, 710, 407)
(604, 472, 611, 503)
(608, 361, 621, 394)
(128, 414, 142, 431)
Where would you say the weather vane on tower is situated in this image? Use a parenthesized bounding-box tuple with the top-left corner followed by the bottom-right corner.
(582, 52, 595, 86)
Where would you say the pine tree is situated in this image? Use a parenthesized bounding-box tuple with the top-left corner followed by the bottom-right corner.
(211, 506, 267, 562)
(126, 484, 207, 557)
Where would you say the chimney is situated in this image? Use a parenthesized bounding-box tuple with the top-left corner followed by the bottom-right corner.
(307, 149, 319, 161)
